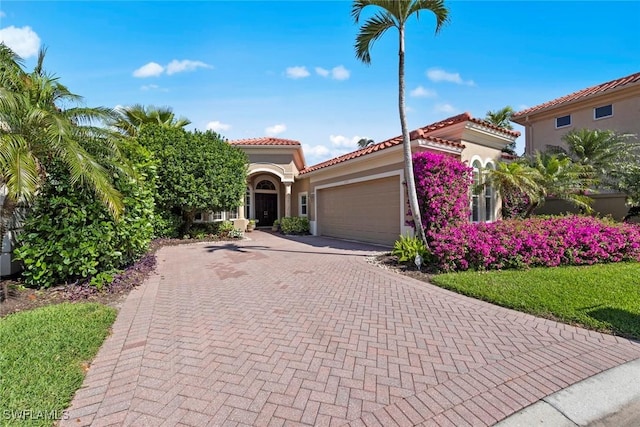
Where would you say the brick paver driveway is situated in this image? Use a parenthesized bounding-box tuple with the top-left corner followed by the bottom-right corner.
(63, 231, 640, 426)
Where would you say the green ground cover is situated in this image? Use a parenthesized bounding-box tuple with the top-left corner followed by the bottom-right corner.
(0, 303, 116, 426)
(430, 262, 640, 340)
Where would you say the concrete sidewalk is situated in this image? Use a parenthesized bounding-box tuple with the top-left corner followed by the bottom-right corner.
(62, 232, 640, 426)
(496, 358, 640, 426)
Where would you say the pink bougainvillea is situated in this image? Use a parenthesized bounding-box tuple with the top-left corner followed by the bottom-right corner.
(412, 151, 473, 233)
(428, 215, 640, 272)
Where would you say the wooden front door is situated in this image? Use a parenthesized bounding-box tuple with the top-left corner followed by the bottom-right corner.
(255, 193, 278, 226)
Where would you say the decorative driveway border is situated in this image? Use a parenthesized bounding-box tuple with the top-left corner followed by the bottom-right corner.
(62, 232, 640, 426)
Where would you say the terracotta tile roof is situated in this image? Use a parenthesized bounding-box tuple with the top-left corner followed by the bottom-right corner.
(299, 113, 517, 175)
(229, 137, 301, 146)
(300, 134, 463, 175)
(513, 71, 640, 119)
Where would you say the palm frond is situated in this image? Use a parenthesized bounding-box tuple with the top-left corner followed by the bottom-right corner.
(408, 0, 450, 33)
(355, 11, 396, 64)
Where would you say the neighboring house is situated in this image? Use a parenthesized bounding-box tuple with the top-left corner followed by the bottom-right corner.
(512, 71, 640, 219)
(512, 71, 640, 154)
(204, 113, 518, 246)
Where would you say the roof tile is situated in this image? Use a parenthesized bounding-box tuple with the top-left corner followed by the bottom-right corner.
(299, 113, 517, 174)
(513, 71, 640, 118)
(229, 137, 301, 146)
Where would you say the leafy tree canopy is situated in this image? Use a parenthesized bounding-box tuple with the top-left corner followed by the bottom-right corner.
(136, 125, 248, 232)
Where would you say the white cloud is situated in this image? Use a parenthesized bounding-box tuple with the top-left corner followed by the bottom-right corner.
(315, 67, 329, 77)
(329, 134, 363, 149)
(331, 65, 350, 81)
(265, 123, 287, 136)
(140, 84, 168, 92)
(426, 67, 475, 86)
(0, 25, 40, 58)
(517, 104, 529, 111)
(133, 62, 164, 78)
(166, 59, 212, 75)
(434, 103, 457, 114)
(133, 59, 211, 78)
(286, 66, 310, 79)
(410, 85, 437, 98)
(207, 121, 231, 132)
(303, 145, 330, 158)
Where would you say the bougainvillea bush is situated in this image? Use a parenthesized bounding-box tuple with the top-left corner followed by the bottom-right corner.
(429, 215, 640, 272)
(413, 152, 473, 232)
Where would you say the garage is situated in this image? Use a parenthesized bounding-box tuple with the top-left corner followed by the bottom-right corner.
(316, 176, 401, 246)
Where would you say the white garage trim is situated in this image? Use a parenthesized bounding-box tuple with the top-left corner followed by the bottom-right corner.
(312, 169, 408, 240)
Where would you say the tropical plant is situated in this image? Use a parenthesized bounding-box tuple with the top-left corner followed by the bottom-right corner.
(485, 106, 516, 154)
(487, 153, 594, 218)
(357, 138, 375, 148)
(528, 151, 595, 215)
(484, 106, 514, 130)
(0, 45, 124, 295)
(110, 104, 191, 137)
(352, 0, 449, 245)
(486, 160, 543, 218)
(558, 129, 640, 194)
(392, 233, 429, 265)
(15, 141, 155, 288)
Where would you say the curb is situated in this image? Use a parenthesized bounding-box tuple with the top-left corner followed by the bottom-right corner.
(495, 357, 640, 426)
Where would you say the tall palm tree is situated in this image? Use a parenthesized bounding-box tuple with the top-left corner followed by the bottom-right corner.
(111, 104, 191, 137)
(352, 0, 449, 244)
(0, 45, 123, 295)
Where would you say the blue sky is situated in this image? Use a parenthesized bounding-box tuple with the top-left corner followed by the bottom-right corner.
(1, 1, 639, 166)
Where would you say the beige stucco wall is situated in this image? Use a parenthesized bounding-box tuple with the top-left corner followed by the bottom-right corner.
(520, 87, 640, 154)
(534, 193, 629, 220)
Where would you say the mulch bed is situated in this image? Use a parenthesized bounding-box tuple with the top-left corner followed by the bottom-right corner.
(0, 237, 232, 318)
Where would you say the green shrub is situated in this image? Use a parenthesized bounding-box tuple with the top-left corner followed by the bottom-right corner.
(392, 234, 430, 265)
(217, 220, 235, 237)
(15, 151, 155, 288)
(229, 228, 244, 239)
(279, 217, 310, 234)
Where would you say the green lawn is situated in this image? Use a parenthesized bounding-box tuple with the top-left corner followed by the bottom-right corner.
(430, 262, 640, 340)
(0, 303, 116, 426)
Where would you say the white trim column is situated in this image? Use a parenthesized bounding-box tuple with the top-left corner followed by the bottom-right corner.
(284, 183, 292, 217)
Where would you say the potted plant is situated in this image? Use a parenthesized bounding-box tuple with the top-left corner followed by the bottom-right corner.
(272, 219, 280, 232)
(246, 219, 256, 232)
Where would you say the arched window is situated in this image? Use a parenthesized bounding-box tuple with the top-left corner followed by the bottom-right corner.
(256, 180, 276, 191)
(471, 160, 482, 222)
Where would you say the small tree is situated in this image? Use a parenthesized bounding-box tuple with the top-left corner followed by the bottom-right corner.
(136, 125, 248, 235)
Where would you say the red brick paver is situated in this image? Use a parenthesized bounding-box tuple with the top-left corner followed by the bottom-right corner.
(62, 232, 640, 426)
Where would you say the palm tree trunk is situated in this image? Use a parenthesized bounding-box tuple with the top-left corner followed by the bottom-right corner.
(398, 27, 427, 245)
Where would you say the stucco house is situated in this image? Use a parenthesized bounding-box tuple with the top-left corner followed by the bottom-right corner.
(512, 71, 640, 219)
(203, 113, 518, 246)
(512, 71, 640, 154)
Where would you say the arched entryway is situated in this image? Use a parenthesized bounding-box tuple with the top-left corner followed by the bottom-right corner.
(253, 177, 278, 226)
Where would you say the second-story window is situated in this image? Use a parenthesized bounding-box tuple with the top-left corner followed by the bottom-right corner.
(594, 104, 613, 120)
(555, 115, 571, 128)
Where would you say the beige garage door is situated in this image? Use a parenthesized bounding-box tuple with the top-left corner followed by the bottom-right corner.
(317, 176, 401, 246)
